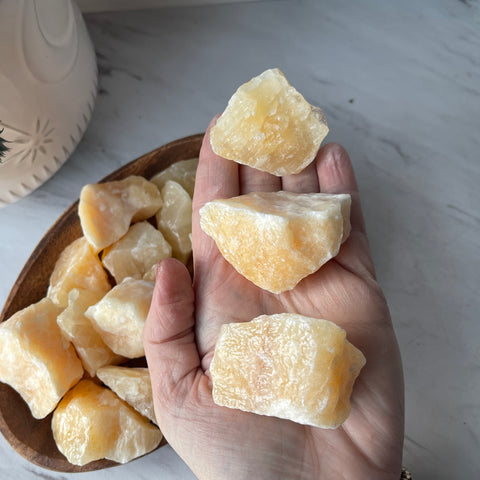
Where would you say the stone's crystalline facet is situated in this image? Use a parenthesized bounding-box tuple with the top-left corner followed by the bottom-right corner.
(0, 298, 84, 419)
(199, 191, 351, 293)
(57, 288, 125, 377)
(47, 236, 111, 309)
(85, 278, 154, 359)
(150, 157, 198, 198)
(156, 180, 193, 264)
(79, 176, 163, 252)
(210, 68, 329, 176)
(52, 379, 162, 466)
(97, 366, 157, 424)
(102, 221, 172, 284)
(210, 313, 366, 429)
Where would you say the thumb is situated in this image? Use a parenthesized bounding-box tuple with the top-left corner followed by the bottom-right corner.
(143, 258, 203, 428)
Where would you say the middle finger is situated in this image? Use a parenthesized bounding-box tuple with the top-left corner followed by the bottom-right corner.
(281, 162, 320, 193)
(239, 164, 281, 194)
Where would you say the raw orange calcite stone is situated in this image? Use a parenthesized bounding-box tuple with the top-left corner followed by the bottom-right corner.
(57, 288, 125, 377)
(199, 191, 351, 293)
(150, 157, 198, 198)
(102, 221, 172, 284)
(210, 68, 329, 176)
(79, 176, 163, 252)
(47, 236, 111, 309)
(156, 180, 192, 264)
(0, 298, 83, 419)
(97, 366, 156, 424)
(52, 379, 161, 466)
(85, 278, 154, 358)
(210, 313, 366, 429)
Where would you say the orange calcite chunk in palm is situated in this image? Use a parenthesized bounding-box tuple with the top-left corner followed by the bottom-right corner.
(52, 379, 162, 466)
(0, 298, 83, 419)
(210, 313, 365, 429)
(79, 176, 163, 251)
(200, 191, 351, 293)
(210, 68, 329, 176)
(47, 236, 111, 309)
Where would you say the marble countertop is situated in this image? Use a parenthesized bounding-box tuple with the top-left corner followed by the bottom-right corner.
(1, 1, 479, 478)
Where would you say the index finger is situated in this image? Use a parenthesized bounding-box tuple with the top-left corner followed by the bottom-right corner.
(192, 116, 239, 262)
(194, 115, 240, 207)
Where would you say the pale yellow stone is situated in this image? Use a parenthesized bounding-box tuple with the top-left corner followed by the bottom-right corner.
(97, 366, 156, 424)
(0, 298, 84, 419)
(150, 158, 198, 198)
(52, 379, 162, 466)
(102, 221, 172, 284)
(210, 68, 329, 176)
(142, 263, 158, 282)
(199, 191, 351, 293)
(210, 313, 366, 429)
(85, 278, 154, 358)
(47, 236, 111, 309)
(156, 180, 192, 264)
(57, 289, 125, 377)
(79, 176, 163, 252)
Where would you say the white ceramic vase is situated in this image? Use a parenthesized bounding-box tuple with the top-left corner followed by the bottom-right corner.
(0, 0, 97, 207)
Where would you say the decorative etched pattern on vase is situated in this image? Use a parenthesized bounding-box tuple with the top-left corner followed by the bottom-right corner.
(0, 0, 98, 207)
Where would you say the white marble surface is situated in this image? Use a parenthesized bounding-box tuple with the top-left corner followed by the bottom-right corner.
(0, 0, 479, 478)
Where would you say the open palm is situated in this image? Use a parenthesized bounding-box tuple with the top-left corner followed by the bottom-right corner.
(144, 119, 404, 479)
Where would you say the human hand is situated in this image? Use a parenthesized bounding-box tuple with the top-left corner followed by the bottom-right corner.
(144, 117, 405, 479)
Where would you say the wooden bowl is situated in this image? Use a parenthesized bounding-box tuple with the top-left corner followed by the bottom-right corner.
(0, 133, 204, 472)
